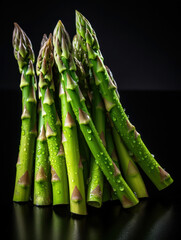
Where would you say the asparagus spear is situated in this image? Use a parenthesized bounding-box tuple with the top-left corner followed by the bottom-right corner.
(112, 125, 148, 198)
(12, 23, 37, 202)
(71, 56, 90, 187)
(60, 78, 87, 215)
(75, 11, 173, 190)
(105, 68, 148, 198)
(72, 35, 91, 110)
(33, 102, 52, 205)
(105, 123, 120, 200)
(53, 20, 139, 208)
(36, 38, 69, 205)
(87, 84, 105, 207)
(72, 34, 105, 207)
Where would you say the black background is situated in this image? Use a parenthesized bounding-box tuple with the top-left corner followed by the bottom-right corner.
(1, 0, 181, 90)
(1, 1, 181, 240)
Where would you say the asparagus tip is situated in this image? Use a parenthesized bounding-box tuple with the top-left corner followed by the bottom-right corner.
(13, 22, 20, 29)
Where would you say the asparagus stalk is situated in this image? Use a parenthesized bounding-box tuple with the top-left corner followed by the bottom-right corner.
(72, 55, 90, 187)
(87, 84, 105, 208)
(73, 33, 109, 206)
(75, 11, 173, 190)
(60, 77, 87, 215)
(112, 124, 148, 198)
(33, 102, 52, 205)
(105, 123, 120, 200)
(12, 23, 37, 202)
(53, 20, 139, 208)
(36, 38, 69, 205)
(77, 126, 90, 187)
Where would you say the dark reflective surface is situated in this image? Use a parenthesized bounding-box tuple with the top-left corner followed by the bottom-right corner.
(2, 90, 181, 240)
(6, 199, 180, 240)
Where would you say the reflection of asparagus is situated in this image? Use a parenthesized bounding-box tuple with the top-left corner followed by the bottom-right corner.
(36, 38, 69, 205)
(60, 78, 87, 215)
(76, 11, 173, 190)
(12, 23, 37, 202)
(53, 20, 138, 208)
(33, 102, 52, 206)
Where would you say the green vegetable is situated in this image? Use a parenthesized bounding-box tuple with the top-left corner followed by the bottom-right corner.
(87, 85, 105, 208)
(53, 20, 139, 208)
(36, 38, 69, 205)
(75, 11, 173, 190)
(33, 102, 52, 205)
(60, 77, 87, 215)
(72, 53, 90, 187)
(13, 23, 37, 202)
(112, 125, 148, 198)
(73, 33, 110, 207)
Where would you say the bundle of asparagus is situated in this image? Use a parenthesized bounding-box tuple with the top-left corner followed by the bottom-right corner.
(12, 11, 173, 215)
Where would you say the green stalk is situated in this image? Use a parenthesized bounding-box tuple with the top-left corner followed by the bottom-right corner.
(77, 126, 90, 187)
(105, 123, 120, 200)
(72, 54, 91, 187)
(13, 23, 37, 202)
(76, 11, 173, 190)
(36, 38, 69, 205)
(33, 102, 52, 205)
(60, 77, 87, 215)
(87, 85, 105, 208)
(112, 125, 148, 198)
(73, 33, 110, 206)
(53, 20, 139, 208)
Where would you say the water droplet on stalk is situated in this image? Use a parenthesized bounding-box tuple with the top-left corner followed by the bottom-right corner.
(113, 117, 117, 122)
(119, 186, 124, 191)
(87, 128, 92, 134)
